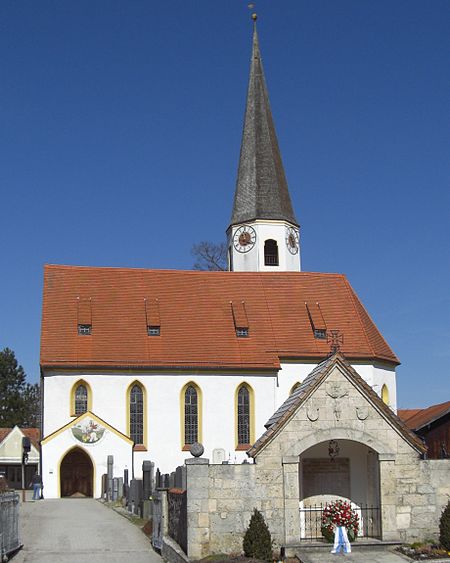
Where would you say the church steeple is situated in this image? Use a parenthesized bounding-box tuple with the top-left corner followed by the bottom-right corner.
(227, 17, 301, 272)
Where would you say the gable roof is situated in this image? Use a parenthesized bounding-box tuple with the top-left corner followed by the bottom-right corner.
(398, 401, 450, 431)
(247, 354, 424, 457)
(41, 266, 399, 370)
(229, 23, 297, 228)
(0, 427, 40, 449)
(41, 411, 133, 445)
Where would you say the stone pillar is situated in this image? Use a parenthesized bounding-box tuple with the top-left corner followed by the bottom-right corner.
(186, 458, 210, 560)
(159, 488, 169, 536)
(142, 461, 153, 500)
(379, 454, 399, 541)
(107, 455, 114, 501)
(282, 456, 300, 546)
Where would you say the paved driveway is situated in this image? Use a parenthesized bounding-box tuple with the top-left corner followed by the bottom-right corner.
(14, 498, 163, 563)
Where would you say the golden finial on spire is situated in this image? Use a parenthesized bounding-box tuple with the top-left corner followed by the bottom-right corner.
(248, 4, 257, 21)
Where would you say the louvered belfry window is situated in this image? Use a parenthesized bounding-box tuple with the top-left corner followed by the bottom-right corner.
(238, 386, 250, 445)
(184, 386, 198, 445)
(130, 384, 144, 445)
(75, 384, 88, 415)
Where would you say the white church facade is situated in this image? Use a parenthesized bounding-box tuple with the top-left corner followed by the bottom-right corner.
(41, 23, 399, 500)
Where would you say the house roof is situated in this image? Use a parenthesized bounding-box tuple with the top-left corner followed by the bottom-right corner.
(247, 353, 424, 457)
(229, 23, 297, 228)
(0, 427, 40, 449)
(40, 265, 399, 370)
(398, 401, 450, 431)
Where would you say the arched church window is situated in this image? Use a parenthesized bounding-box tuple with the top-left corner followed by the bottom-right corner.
(74, 384, 88, 415)
(237, 384, 253, 447)
(71, 380, 92, 416)
(264, 239, 279, 266)
(129, 384, 144, 445)
(184, 385, 198, 446)
(381, 384, 389, 405)
(290, 382, 301, 395)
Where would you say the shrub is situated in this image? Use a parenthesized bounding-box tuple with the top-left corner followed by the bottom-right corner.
(243, 508, 272, 561)
(439, 501, 450, 550)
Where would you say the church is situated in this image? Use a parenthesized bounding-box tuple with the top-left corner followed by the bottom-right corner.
(41, 21, 402, 501)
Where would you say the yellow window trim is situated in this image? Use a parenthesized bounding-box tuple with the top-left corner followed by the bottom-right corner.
(381, 384, 389, 405)
(70, 379, 92, 417)
(179, 381, 202, 450)
(290, 382, 301, 395)
(126, 380, 147, 448)
(234, 382, 255, 449)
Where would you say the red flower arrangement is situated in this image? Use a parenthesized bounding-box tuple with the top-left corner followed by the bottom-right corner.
(321, 499, 359, 543)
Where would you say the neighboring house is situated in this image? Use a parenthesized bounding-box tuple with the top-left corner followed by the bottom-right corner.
(0, 426, 40, 489)
(398, 401, 450, 459)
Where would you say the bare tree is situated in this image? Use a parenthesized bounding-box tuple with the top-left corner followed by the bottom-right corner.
(191, 241, 227, 271)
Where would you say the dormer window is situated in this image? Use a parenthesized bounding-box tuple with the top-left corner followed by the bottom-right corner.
(78, 324, 92, 335)
(147, 325, 160, 336)
(231, 301, 249, 339)
(236, 327, 249, 338)
(305, 302, 327, 340)
(314, 328, 327, 340)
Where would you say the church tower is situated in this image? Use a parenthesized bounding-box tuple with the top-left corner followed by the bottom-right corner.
(227, 17, 301, 272)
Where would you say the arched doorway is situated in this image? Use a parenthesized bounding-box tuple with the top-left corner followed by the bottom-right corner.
(60, 447, 93, 498)
(298, 440, 381, 539)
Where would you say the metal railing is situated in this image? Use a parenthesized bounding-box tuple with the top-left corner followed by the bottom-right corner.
(299, 503, 381, 541)
(0, 492, 21, 559)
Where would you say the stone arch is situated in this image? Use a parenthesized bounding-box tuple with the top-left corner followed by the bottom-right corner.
(286, 427, 394, 458)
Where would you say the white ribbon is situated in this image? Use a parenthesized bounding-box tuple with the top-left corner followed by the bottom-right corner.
(331, 526, 351, 554)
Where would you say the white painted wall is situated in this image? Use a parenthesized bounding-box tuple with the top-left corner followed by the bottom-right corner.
(228, 220, 301, 272)
(41, 425, 132, 499)
(43, 370, 277, 476)
(278, 362, 397, 412)
(42, 360, 397, 490)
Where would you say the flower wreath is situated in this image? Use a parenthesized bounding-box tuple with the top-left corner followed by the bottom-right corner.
(321, 499, 359, 543)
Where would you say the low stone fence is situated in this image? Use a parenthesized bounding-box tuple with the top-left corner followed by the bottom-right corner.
(409, 459, 450, 541)
(0, 492, 21, 560)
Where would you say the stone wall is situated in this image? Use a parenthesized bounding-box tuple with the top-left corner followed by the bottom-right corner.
(184, 363, 450, 558)
(404, 460, 450, 542)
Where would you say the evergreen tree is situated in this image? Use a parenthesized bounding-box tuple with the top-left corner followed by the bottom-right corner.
(440, 501, 450, 550)
(0, 348, 40, 427)
(243, 508, 272, 561)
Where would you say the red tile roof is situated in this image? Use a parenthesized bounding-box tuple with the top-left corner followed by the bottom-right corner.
(398, 401, 450, 431)
(40, 265, 399, 370)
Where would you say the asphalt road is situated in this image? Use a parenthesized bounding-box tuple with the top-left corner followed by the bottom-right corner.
(13, 498, 163, 563)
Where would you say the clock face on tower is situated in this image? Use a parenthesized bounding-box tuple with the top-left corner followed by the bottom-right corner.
(285, 227, 299, 254)
(233, 225, 256, 253)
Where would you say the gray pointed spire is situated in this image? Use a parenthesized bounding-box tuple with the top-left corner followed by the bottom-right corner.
(229, 23, 298, 228)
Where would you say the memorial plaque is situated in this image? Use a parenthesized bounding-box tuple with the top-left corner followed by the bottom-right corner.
(302, 458, 350, 499)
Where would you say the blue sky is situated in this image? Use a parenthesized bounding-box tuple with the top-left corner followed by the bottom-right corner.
(0, 1, 448, 408)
